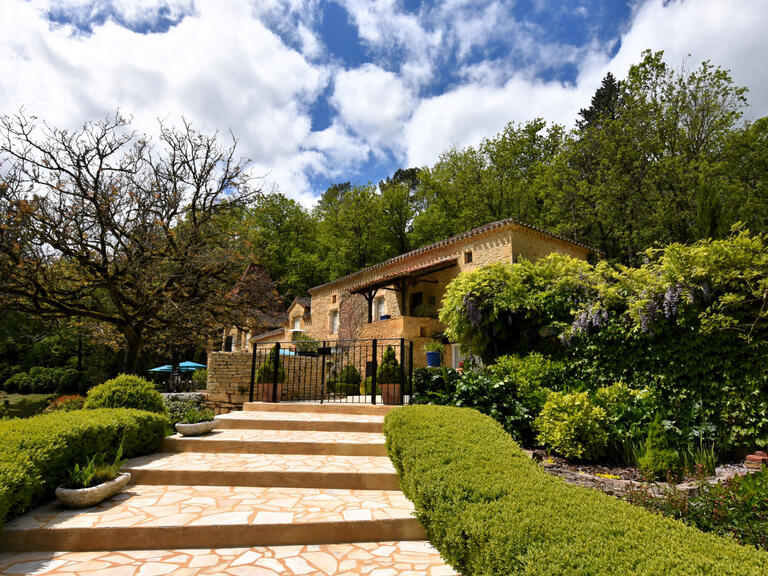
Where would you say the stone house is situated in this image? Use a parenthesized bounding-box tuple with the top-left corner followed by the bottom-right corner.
(296, 217, 595, 368)
(206, 217, 596, 411)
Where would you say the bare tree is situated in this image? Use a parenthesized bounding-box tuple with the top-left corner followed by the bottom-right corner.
(0, 111, 258, 371)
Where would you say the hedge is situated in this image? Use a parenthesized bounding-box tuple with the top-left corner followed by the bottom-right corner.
(0, 408, 167, 526)
(384, 405, 768, 576)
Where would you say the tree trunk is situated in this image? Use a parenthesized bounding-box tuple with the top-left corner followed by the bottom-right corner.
(122, 325, 144, 374)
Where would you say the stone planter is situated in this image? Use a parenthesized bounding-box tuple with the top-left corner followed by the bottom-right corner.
(175, 419, 217, 436)
(56, 472, 131, 509)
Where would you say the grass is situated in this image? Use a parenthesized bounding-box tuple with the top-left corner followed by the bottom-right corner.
(0, 392, 57, 418)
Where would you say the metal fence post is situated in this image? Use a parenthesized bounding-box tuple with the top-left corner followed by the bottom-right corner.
(248, 342, 257, 403)
(320, 340, 327, 404)
(371, 339, 377, 405)
(399, 338, 405, 405)
(408, 341, 413, 404)
(272, 342, 281, 403)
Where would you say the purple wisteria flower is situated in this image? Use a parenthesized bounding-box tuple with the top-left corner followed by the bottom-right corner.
(663, 284, 683, 318)
(463, 295, 483, 329)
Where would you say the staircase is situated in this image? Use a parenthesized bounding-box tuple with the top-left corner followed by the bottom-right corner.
(0, 403, 456, 575)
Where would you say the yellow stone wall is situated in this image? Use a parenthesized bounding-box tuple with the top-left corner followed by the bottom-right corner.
(308, 224, 569, 343)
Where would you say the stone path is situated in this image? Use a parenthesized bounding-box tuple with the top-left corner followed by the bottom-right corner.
(0, 402, 456, 575)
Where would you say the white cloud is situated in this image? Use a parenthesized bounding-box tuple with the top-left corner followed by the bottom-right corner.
(0, 0, 348, 205)
(2, 0, 768, 204)
(405, 75, 585, 167)
(403, 0, 768, 168)
(331, 64, 416, 155)
(595, 0, 768, 121)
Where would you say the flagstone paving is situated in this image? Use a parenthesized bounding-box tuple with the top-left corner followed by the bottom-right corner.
(4, 485, 415, 530)
(0, 402, 457, 575)
(218, 411, 385, 424)
(0, 542, 455, 575)
(126, 452, 396, 475)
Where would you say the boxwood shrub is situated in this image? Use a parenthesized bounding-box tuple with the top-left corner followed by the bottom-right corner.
(84, 374, 165, 413)
(0, 408, 166, 526)
(384, 405, 768, 576)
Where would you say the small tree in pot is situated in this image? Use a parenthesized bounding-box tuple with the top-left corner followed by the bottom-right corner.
(256, 344, 287, 402)
(377, 346, 401, 405)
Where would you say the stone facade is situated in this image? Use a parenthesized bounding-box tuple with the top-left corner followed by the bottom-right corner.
(206, 217, 597, 403)
(305, 219, 594, 367)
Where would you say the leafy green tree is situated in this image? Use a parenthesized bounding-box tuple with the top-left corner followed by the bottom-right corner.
(313, 182, 388, 279)
(237, 192, 323, 300)
(411, 119, 564, 246)
(378, 168, 420, 254)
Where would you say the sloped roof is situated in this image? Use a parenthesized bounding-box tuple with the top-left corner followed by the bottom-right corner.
(309, 217, 599, 294)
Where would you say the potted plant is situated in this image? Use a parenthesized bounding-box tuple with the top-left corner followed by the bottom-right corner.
(423, 341, 444, 367)
(56, 439, 130, 508)
(256, 344, 287, 402)
(175, 408, 217, 436)
(377, 346, 401, 405)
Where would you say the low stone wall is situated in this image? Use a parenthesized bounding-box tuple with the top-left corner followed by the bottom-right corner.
(206, 352, 252, 413)
(207, 351, 339, 413)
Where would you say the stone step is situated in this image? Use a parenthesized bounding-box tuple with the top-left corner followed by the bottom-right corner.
(216, 410, 385, 433)
(163, 429, 388, 457)
(244, 402, 395, 416)
(0, 541, 458, 575)
(0, 485, 426, 552)
(124, 452, 400, 490)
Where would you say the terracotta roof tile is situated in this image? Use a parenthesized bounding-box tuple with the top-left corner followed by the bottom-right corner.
(309, 217, 600, 294)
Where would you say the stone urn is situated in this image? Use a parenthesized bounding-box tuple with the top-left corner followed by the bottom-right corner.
(175, 419, 217, 436)
(56, 472, 131, 509)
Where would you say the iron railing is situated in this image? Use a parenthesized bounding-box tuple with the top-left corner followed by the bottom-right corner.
(247, 338, 413, 405)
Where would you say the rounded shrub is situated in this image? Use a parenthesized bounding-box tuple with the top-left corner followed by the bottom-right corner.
(191, 368, 208, 389)
(84, 374, 165, 413)
(535, 390, 609, 461)
(256, 345, 286, 384)
(638, 415, 682, 480)
(330, 364, 361, 394)
(376, 346, 401, 383)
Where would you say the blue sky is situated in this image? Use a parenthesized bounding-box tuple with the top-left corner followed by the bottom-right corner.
(2, 0, 767, 205)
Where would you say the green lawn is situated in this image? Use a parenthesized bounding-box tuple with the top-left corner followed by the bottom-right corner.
(0, 392, 57, 418)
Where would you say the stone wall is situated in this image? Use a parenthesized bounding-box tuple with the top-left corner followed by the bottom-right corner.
(206, 351, 253, 413)
(207, 350, 349, 413)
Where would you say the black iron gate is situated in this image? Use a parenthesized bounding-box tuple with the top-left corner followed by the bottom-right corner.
(247, 338, 413, 405)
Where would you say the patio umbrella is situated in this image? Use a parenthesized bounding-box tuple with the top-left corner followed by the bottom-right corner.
(148, 365, 173, 373)
(178, 361, 207, 371)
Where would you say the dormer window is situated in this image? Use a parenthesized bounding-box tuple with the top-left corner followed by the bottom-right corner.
(292, 317, 300, 330)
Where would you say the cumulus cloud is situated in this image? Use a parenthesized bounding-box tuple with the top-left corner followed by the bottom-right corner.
(1, 0, 767, 204)
(402, 0, 768, 168)
(0, 0, 356, 205)
(331, 64, 416, 155)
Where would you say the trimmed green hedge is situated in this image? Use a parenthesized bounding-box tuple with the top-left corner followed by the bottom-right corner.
(384, 405, 768, 576)
(0, 408, 167, 526)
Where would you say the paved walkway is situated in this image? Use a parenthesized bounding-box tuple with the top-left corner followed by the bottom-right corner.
(0, 402, 456, 575)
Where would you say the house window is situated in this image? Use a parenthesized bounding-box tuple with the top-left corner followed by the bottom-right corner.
(464, 250, 473, 264)
(329, 309, 339, 334)
(331, 294, 337, 304)
(224, 335, 233, 352)
(451, 344, 465, 369)
(375, 296, 387, 319)
(292, 316, 301, 330)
